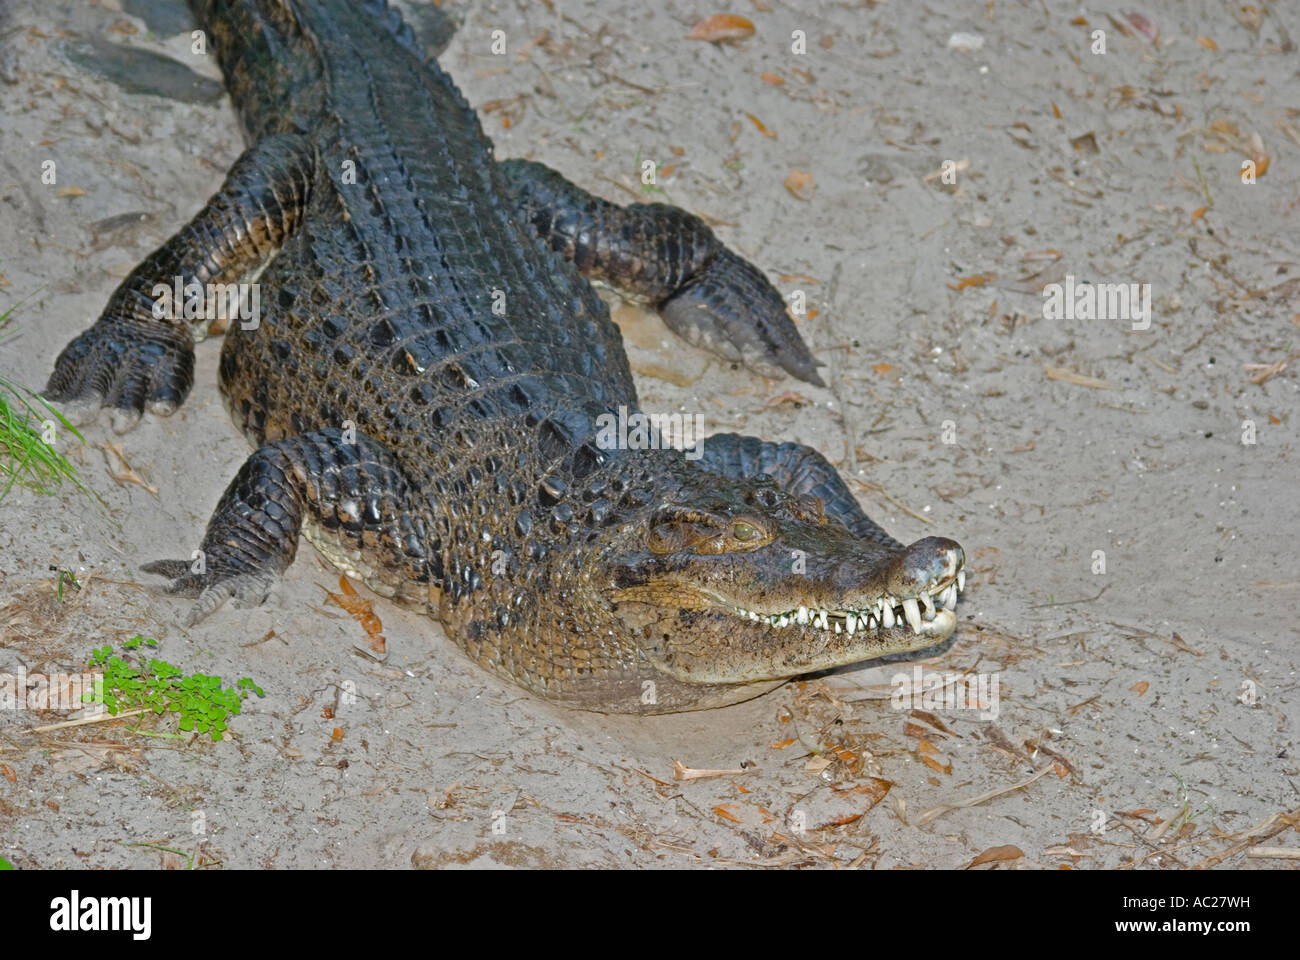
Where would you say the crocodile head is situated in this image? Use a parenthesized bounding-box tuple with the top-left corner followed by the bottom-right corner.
(599, 479, 965, 710)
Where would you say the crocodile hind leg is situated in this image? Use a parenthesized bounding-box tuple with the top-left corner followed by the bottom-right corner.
(44, 133, 314, 432)
(142, 429, 435, 625)
(496, 158, 824, 386)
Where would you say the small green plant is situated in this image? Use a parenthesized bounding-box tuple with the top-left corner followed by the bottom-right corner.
(51, 566, 81, 602)
(0, 855, 13, 870)
(0, 302, 97, 504)
(1172, 772, 1215, 827)
(86, 635, 264, 742)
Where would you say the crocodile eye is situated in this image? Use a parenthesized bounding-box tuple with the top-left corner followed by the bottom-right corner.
(731, 521, 760, 542)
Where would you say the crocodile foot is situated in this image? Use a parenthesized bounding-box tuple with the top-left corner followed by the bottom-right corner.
(140, 559, 279, 627)
(44, 318, 195, 433)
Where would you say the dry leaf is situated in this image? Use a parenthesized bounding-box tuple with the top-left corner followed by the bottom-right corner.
(1197, 35, 1218, 50)
(1191, 206, 1208, 221)
(967, 844, 1024, 868)
(760, 72, 784, 85)
(1070, 132, 1099, 153)
(784, 169, 814, 200)
(745, 111, 777, 139)
(56, 186, 86, 197)
(1130, 680, 1150, 696)
(947, 275, 993, 291)
(871, 362, 894, 375)
(1244, 131, 1269, 176)
(769, 738, 796, 749)
(324, 576, 387, 654)
(712, 803, 744, 823)
(0, 763, 15, 783)
(331, 726, 345, 742)
(919, 753, 952, 775)
(1110, 12, 1158, 44)
(688, 14, 755, 44)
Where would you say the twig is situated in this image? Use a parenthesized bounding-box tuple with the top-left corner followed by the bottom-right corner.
(29, 706, 151, 733)
(918, 765, 1056, 825)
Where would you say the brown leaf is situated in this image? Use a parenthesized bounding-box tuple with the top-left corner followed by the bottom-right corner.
(760, 72, 784, 85)
(919, 753, 952, 775)
(1109, 12, 1158, 44)
(688, 14, 755, 44)
(56, 186, 86, 197)
(331, 726, 345, 743)
(947, 274, 993, 291)
(1197, 36, 1217, 50)
(784, 169, 815, 200)
(324, 576, 387, 654)
(1070, 132, 1099, 154)
(745, 111, 777, 139)
(0, 763, 15, 783)
(1130, 680, 1150, 696)
(966, 844, 1024, 868)
(712, 803, 744, 823)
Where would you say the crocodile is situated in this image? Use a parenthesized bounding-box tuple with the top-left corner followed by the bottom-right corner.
(44, 0, 965, 714)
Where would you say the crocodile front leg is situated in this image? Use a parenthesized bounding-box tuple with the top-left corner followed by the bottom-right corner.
(142, 428, 435, 626)
(44, 133, 314, 432)
(694, 432, 901, 546)
(497, 158, 824, 386)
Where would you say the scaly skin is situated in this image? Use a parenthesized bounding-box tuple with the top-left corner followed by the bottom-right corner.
(44, 0, 965, 714)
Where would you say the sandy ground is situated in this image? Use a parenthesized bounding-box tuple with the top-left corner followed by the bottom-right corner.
(0, 0, 1297, 870)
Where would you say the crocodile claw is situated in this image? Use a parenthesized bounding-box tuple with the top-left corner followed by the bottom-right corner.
(44, 319, 194, 433)
(142, 559, 276, 626)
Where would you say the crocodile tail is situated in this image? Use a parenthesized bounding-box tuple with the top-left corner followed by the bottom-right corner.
(354, 0, 423, 56)
(186, 0, 323, 141)
(191, 0, 452, 141)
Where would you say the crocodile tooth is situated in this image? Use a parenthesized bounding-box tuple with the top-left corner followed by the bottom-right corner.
(943, 584, 957, 610)
(749, 610, 759, 622)
(957, 570, 965, 592)
(921, 593, 936, 620)
(881, 605, 896, 629)
(864, 613, 875, 630)
(816, 610, 829, 630)
(846, 615, 856, 635)
(834, 621, 842, 634)
(796, 606, 809, 625)
(778, 615, 789, 627)
(902, 598, 922, 634)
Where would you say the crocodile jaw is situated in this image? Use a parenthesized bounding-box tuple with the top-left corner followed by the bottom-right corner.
(610, 536, 966, 686)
